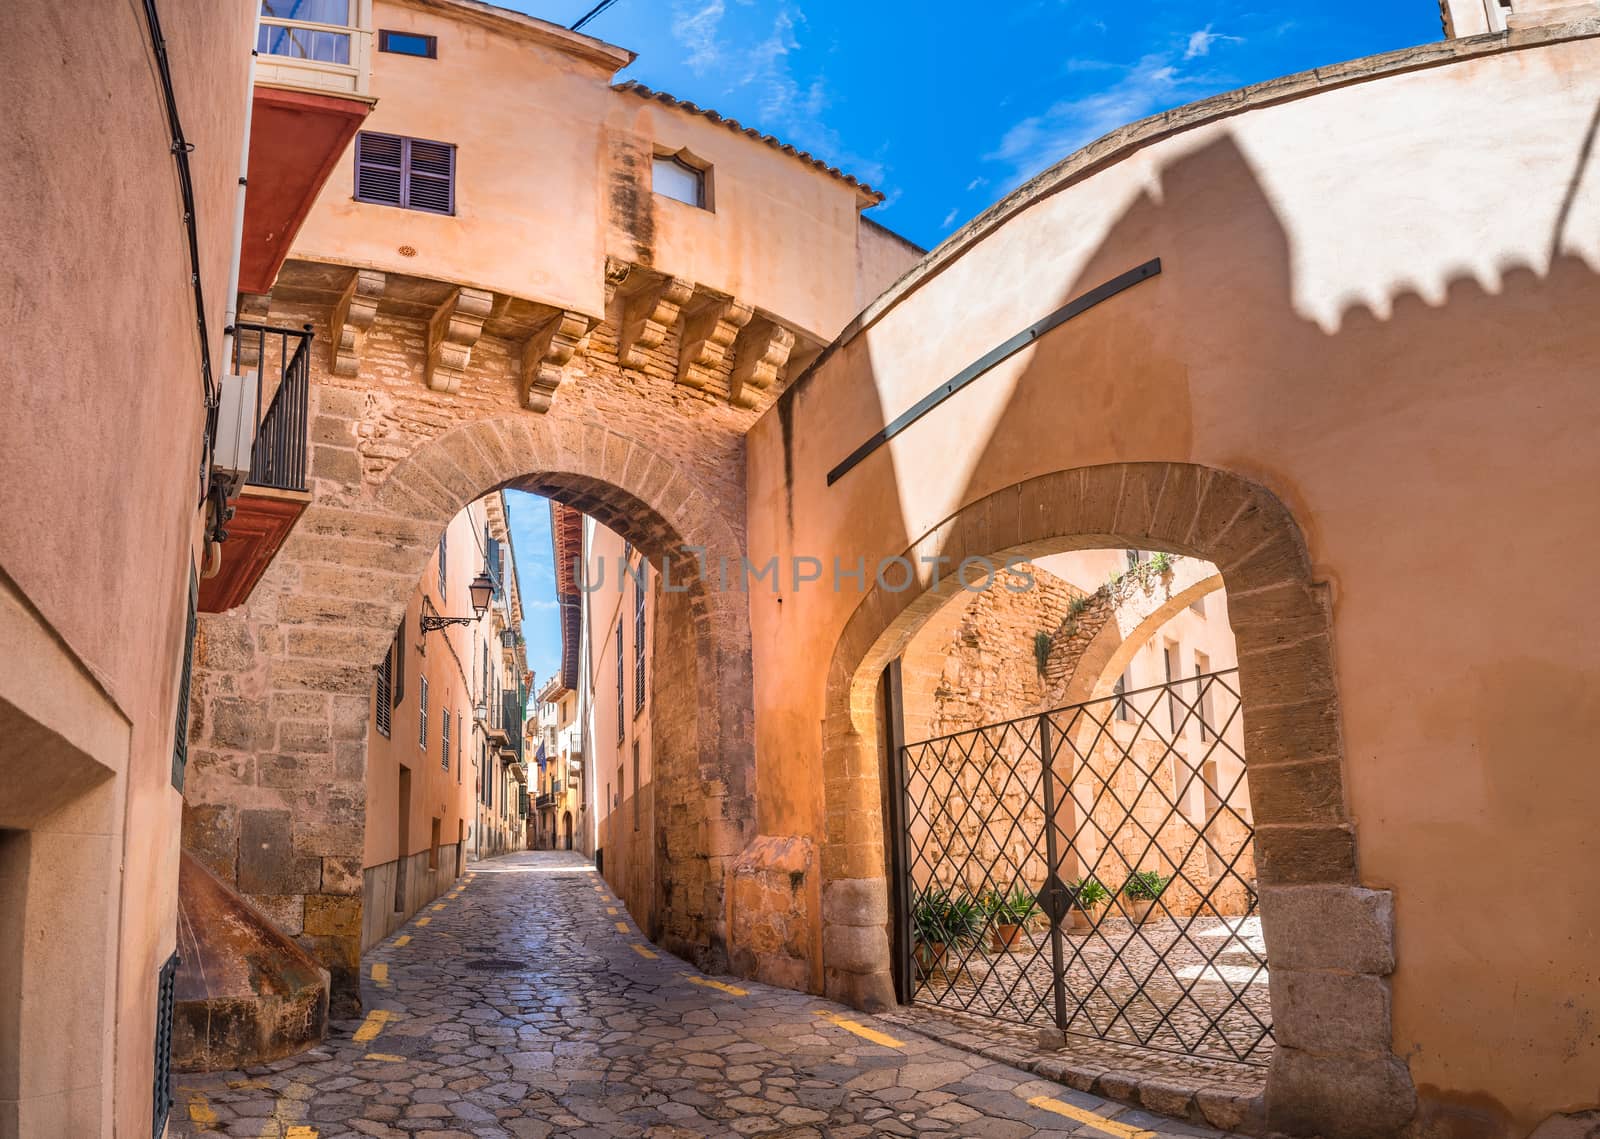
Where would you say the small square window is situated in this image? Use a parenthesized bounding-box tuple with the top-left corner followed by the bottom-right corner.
(652, 153, 709, 210)
(379, 29, 437, 57)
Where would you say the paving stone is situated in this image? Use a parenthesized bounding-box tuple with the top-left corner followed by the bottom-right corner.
(168, 851, 1244, 1139)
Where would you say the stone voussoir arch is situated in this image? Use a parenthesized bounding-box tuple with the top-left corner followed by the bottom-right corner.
(818, 461, 1414, 1139)
(195, 411, 755, 1015)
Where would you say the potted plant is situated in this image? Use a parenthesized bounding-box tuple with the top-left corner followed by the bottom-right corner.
(1119, 870, 1170, 924)
(1067, 876, 1109, 932)
(912, 887, 982, 978)
(984, 886, 1038, 952)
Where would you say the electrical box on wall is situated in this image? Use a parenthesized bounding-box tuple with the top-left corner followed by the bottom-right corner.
(212, 370, 259, 494)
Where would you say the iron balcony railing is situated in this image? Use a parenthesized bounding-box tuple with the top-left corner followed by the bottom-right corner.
(232, 323, 312, 493)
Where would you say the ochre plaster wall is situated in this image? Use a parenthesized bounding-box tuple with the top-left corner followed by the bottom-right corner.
(745, 32, 1600, 1138)
(0, 0, 254, 1132)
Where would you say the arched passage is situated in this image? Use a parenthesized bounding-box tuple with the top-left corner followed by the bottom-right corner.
(819, 462, 1412, 1137)
(185, 413, 755, 1015)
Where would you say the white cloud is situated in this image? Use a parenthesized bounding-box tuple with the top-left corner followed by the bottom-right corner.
(988, 54, 1194, 182)
(672, 0, 726, 74)
(1184, 24, 1243, 60)
(966, 176, 988, 192)
(941, 207, 960, 228)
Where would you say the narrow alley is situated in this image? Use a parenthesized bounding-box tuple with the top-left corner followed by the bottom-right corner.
(170, 852, 1241, 1139)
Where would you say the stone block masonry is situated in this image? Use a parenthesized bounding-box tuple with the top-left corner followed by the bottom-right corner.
(185, 257, 777, 1017)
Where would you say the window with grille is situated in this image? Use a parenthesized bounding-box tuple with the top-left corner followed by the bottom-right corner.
(375, 641, 393, 737)
(615, 620, 625, 741)
(634, 566, 646, 714)
(152, 951, 178, 1138)
(171, 569, 197, 792)
(355, 132, 456, 214)
(441, 708, 451, 770)
(419, 675, 429, 750)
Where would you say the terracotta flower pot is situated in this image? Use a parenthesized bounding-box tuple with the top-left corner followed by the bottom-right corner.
(1121, 898, 1160, 924)
(913, 941, 948, 978)
(989, 923, 1023, 952)
(1069, 904, 1105, 932)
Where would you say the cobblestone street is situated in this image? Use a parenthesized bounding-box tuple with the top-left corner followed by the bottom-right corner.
(171, 852, 1242, 1138)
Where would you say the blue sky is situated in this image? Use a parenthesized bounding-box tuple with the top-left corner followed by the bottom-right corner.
(503, 1, 1444, 686)
(505, 0, 1443, 247)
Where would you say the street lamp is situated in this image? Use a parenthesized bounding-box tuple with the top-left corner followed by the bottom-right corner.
(419, 570, 495, 636)
(474, 701, 489, 725)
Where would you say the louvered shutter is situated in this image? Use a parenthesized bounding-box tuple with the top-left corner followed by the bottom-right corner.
(171, 570, 197, 792)
(393, 621, 405, 706)
(485, 536, 502, 597)
(355, 132, 405, 206)
(406, 139, 455, 214)
(152, 951, 178, 1138)
(375, 643, 392, 737)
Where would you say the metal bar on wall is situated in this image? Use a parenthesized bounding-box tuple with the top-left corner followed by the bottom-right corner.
(826, 258, 1162, 486)
(883, 659, 913, 1005)
(1038, 711, 1069, 1033)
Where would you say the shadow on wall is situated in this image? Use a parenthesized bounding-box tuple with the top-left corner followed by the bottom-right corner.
(896, 126, 1600, 1139)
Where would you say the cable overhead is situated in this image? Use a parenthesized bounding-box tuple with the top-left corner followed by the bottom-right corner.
(570, 0, 623, 32)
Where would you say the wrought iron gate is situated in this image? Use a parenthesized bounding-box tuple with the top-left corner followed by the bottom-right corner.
(891, 669, 1273, 1064)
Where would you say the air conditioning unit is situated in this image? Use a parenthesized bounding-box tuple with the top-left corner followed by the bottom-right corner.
(212, 370, 260, 495)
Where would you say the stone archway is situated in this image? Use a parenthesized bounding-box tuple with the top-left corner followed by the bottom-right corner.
(819, 462, 1413, 1139)
(185, 412, 754, 1015)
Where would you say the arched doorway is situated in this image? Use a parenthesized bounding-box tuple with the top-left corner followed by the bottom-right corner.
(185, 415, 757, 1017)
(819, 463, 1412, 1136)
(562, 811, 574, 852)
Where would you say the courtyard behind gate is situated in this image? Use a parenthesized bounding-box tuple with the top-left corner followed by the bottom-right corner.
(892, 669, 1272, 1065)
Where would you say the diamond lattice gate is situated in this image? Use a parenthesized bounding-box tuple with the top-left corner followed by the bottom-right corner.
(891, 669, 1273, 1065)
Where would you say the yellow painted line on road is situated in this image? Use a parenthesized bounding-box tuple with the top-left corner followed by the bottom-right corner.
(184, 1090, 218, 1128)
(607, 906, 618, 915)
(1025, 1095, 1157, 1139)
(415, 916, 431, 926)
(431, 903, 445, 912)
(631, 943, 658, 960)
(259, 1080, 316, 1139)
(813, 1010, 905, 1049)
(682, 973, 748, 997)
(370, 963, 389, 988)
(393, 935, 411, 948)
(352, 1009, 395, 1044)
(614, 921, 629, 933)
(364, 1052, 405, 1062)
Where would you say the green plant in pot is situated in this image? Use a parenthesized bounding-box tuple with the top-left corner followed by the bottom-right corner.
(983, 886, 1039, 952)
(911, 887, 984, 978)
(1119, 870, 1171, 925)
(1067, 876, 1109, 932)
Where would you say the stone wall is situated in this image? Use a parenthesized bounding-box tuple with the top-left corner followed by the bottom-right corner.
(185, 257, 768, 1013)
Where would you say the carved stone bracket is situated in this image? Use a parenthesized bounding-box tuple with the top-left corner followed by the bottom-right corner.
(520, 310, 597, 413)
(330, 270, 385, 377)
(425, 286, 493, 394)
(617, 274, 694, 370)
(729, 317, 796, 408)
(677, 294, 755, 391)
(604, 256, 633, 307)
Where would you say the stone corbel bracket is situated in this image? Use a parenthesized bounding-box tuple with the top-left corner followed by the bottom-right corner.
(729, 316, 796, 409)
(520, 310, 598, 414)
(617, 272, 695, 371)
(330, 270, 385, 377)
(678, 292, 755, 392)
(425, 286, 493, 394)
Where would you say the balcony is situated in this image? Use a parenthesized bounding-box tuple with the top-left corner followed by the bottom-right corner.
(199, 325, 313, 613)
(242, 1, 376, 294)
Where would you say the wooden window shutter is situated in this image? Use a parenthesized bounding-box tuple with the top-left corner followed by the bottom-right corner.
(152, 951, 179, 1138)
(170, 569, 198, 792)
(393, 621, 406, 707)
(355, 132, 405, 206)
(406, 139, 455, 214)
(375, 643, 393, 737)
